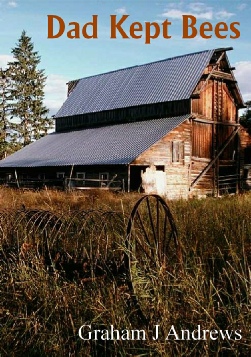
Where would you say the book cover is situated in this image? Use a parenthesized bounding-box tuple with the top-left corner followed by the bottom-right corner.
(0, 1, 250, 356)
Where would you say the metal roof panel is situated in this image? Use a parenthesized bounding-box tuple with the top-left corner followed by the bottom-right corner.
(0, 115, 190, 168)
(55, 50, 214, 118)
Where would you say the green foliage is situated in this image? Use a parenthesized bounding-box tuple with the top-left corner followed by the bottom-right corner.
(240, 100, 251, 130)
(6, 31, 53, 147)
(0, 69, 14, 159)
(0, 68, 22, 159)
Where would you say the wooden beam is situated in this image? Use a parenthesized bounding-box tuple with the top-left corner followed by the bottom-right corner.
(107, 174, 118, 188)
(194, 50, 226, 95)
(211, 70, 236, 82)
(68, 164, 74, 189)
(193, 118, 239, 126)
(14, 170, 20, 189)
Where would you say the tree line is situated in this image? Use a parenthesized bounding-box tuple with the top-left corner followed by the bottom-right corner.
(0, 31, 53, 160)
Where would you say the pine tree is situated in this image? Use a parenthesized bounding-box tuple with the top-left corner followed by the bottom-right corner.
(8, 31, 53, 147)
(0, 68, 17, 159)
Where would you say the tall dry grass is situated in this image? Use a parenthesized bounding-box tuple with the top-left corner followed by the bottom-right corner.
(0, 188, 251, 356)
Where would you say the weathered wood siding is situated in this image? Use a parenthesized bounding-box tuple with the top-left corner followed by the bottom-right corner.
(131, 119, 192, 199)
(190, 63, 239, 196)
(192, 80, 237, 122)
(130, 63, 240, 198)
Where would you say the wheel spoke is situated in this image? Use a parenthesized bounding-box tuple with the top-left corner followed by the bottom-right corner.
(146, 196, 157, 247)
(125, 194, 182, 322)
(135, 210, 152, 248)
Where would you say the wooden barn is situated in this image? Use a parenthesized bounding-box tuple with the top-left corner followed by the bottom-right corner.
(0, 47, 249, 199)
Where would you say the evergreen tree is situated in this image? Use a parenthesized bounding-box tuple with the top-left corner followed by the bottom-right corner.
(0, 68, 17, 159)
(8, 30, 53, 147)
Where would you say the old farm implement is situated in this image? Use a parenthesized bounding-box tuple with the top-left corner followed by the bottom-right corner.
(0, 194, 182, 322)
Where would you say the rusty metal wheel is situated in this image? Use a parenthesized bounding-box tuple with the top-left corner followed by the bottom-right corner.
(125, 194, 182, 322)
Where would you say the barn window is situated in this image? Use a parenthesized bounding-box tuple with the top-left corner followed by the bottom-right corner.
(20, 173, 28, 180)
(38, 173, 45, 180)
(172, 141, 184, 163)
(156, 165, 165, 171)
(99, 172, 109, 187)
(76, 172, 86, 186)
(76, 172, 85, 179)
(56, 172, 65, 179)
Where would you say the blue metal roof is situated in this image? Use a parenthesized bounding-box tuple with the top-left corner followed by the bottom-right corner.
(0, 115, 190, 168)
(55, 50, 214, 118)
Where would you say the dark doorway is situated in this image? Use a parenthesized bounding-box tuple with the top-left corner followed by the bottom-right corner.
(244, 147, 251, 164)
(130, 165, 148, 192)
(218, 166, 237, 195)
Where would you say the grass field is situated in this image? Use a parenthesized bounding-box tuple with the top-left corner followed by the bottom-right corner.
(0, 187, 251, 356)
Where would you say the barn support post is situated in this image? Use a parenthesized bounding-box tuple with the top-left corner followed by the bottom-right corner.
(211, 79, 216, 196)
(68, 164, 74, 189)
(127, 165, 131, 193)
(214, 79, 219, 197)
(14, 169, 20, 189)
(235, 133, 240, 194)
(236, 106, 240, 193)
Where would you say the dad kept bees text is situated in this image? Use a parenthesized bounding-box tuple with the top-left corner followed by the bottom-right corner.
(47, 14, 240, 44)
